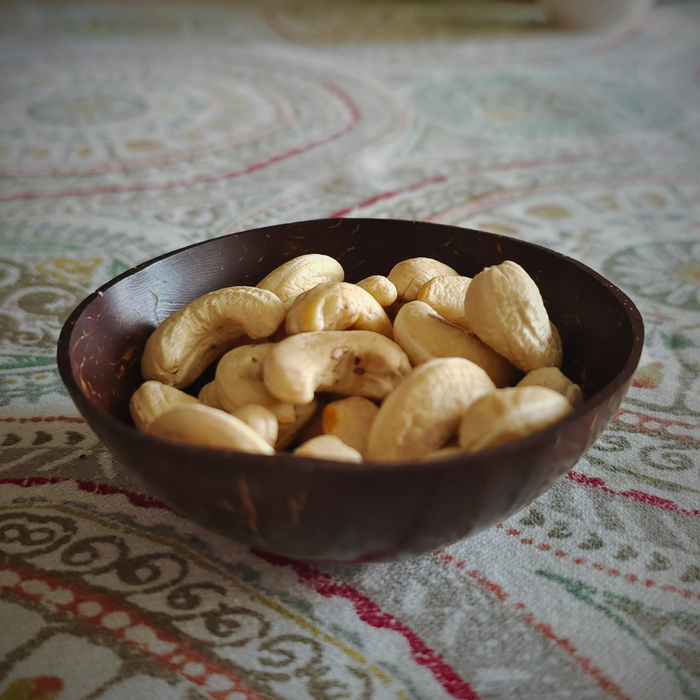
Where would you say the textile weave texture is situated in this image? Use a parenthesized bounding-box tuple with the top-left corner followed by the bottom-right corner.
(1, 1, 700, 699)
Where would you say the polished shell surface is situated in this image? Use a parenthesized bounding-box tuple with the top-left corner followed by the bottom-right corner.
(57, 219, 644, 562)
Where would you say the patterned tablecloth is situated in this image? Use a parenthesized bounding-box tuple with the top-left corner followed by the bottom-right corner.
(1, 1, 700, 698)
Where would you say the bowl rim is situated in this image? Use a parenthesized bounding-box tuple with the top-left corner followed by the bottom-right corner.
(57, 217, 645, 472)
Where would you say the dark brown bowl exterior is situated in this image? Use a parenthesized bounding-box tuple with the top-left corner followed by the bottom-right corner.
(57, 219, 644, 562)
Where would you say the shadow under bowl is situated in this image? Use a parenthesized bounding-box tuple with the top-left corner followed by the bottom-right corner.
(57, 218, 644, 562)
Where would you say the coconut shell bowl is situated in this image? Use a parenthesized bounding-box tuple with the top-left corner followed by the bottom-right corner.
(57, 218, 644, 562)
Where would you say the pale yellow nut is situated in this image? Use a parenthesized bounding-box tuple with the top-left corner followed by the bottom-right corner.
(293, 435, 363, 463)
(517, 367, 584, 407)
(322, 396, 379, 458)
(129, 380, 200, 433)
(458, 386, 572, 453)
(215, 343, 316, 450)
(141, 287, 286, 389)
(416, 275, 472, 329)
(232, 404, 279, 447)
(149, 404, 275, 454)
(256, 253, 344, 308)
(366, 357, 496, 463)
(463, 261, 563, 373)
(393, 301, 520, 388)
(285, 282, 393, 338)
(263, 330, 411, 405)
(388, 257, 459, 301)
(356, 275, 398, 307)
(198, 381, 221, 409)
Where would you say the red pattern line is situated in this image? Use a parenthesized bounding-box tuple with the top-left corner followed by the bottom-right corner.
(5, 478, 698, 601)
(0, 561, 265, 700)
(253, 550, 480, 700)
(328, 153, 617, 218)
(329, 155, 700, 224)
(495, 525, 700, 601)
(567, 470, 700, 518)
(614, 408, 700, 443)
(329, 175, 448, 218)
(0, 477, 174, 513)
(0, 112, 293, 179)
(0, 81, 360, 202)
(434, 551, 633, 700)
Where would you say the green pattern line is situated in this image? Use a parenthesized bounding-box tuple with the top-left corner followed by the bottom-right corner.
(536, 570, 699, 699)
(585, 454, 700, 496)
(0, 355, 57, 371)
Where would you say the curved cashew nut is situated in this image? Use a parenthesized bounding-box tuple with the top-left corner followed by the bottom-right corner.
(393, 301, 520, 388)
(293, 435, 362, 463)
(458, 386, 572, 452)
(256, 253, 344, 308)
(198, 381, 221, 409)
(129, 380, 200, 432)
(285, 282, 393, 338)
(463, 261, 563, 373)
(416, 275, 472, 329)
(215, 343, 316, 450)
(232, 404, 279, 447)
(366, 357, 496, 462)
(517, 367, 583, 407)
(148, 403, 275, 454)
(356, 275, 398, 307)
(388, 257, 459, 301)
(141, 287, 286, 388)
(263, 330, 411, 405)
(322, 396, 379, 458)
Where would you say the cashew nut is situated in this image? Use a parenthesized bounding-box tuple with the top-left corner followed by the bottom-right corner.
(198, 381, 221, 409)
(517, 367, 583, 407)
(416, 275, 472, 329)
(366, 357, 496, 462)
(263, 330, 411, 404)
(393, 301, 520, 387)
(356, 275, 398, 307)
(293, 435, 363, 463)
(322, 396, 379, 458)
(388, 257, 459, 301)
(256, 253, 344, 308)
(458, 386, 572, 452)
(129, 380, 200, 432)
(232, 404, 279, 447)
(149, 403, 275, 454)
(285, 282, 393, 338)
(215, 343, 316, 450)
(141, 287, 286, 388)
(463, 261, 563, 373)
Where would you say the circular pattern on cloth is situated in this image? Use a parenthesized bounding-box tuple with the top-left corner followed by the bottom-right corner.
(0, 218, 177, 408)
(0, 45, 357, 184)
(604, 242, 700, 312)
(443, 179, 700, 248)
(336, 162, 700, 254)
(27, 92, 149, 127)
(412, 75, 682, 138)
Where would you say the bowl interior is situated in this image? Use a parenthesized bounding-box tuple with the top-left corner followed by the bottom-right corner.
(62, 218, 639, 420)
(58, 218, 644, 561)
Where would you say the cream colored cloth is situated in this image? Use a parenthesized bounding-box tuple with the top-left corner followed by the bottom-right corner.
(1, 2, 699, 698)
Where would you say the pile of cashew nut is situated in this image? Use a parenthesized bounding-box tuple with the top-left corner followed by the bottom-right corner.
(130, 253, 584, 462)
